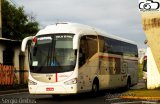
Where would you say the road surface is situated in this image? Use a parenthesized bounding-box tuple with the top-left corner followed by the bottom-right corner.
(0, 90, 159, 104)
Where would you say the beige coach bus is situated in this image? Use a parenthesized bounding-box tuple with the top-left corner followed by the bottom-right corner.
(21, 22, 138, 96)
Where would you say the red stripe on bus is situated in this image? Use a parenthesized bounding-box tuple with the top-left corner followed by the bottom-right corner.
(123, 58, 138, 61)
(99, 55, 120, 59)
(99, 55, 138, 61)
(56, 73, 58, 82)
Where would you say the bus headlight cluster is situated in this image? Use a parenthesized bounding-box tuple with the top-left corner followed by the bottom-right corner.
(28, 80, 37, 85)
(64, 78, 77, 85)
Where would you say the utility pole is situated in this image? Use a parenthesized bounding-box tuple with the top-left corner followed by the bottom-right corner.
(0, 0, 2, 38)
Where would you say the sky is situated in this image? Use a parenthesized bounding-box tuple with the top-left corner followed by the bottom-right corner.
(13, 0, 146, 48)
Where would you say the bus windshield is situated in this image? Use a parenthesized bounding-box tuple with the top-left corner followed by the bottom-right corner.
(30, 34, 76, 73)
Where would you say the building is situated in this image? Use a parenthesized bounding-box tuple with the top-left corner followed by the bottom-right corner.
(0, 38, 29, 85)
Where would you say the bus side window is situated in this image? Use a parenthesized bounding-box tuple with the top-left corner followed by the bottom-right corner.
(79, 35, 98, 68)
(86, 35, 98, 59)
(98, 36, 105, 52)
(79, 36, 88, 68)
(143, 56, 147, 72)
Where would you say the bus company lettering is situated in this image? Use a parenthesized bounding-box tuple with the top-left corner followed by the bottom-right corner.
(58, 74, 68, 77)
(37, 37, 52, 40)
(56, 35, 73, 39)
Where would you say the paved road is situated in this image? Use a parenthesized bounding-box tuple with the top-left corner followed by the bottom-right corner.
(0, 91, 159, 104)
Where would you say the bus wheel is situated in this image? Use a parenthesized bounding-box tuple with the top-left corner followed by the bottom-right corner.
(126, 77, 131, 90)
(92, 80, 99, 96)
(52, 94, 60, 99)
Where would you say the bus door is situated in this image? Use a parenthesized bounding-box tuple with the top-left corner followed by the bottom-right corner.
(78, 35, 98, 91)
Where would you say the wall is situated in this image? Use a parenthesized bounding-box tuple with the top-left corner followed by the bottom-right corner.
(0, 64, 14, 85)
(147, 47, 160, 89)
(0, 44, 4, 63)
(0, 40, 29, 85)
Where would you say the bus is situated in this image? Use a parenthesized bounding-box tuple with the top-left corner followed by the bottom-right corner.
(141, 47, 160, 89)
(142, 55, 147, 80)
(21, 22, 138, 96)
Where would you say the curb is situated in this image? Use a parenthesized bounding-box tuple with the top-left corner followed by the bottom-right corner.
(120, 96, 160, 101)
(0, 89, 28, 95)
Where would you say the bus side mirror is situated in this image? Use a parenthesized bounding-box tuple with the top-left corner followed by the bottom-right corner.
(33, 46, 37, 56)
(74, 49, 77, 56)
(21, 36, 33, 52)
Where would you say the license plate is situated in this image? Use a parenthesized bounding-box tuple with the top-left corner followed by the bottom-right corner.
(46, 88, 54, 91)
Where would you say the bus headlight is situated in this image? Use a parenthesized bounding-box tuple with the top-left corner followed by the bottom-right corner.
(64, 78, 77, 85)
(28, 80, 37, 85)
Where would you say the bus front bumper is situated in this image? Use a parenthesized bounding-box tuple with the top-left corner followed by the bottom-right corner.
(28, 84, 77, 94)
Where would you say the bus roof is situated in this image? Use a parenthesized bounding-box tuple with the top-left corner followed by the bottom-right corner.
(36, 22, 137, 45)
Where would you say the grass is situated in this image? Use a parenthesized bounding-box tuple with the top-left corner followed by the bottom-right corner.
(138, 63, 143, 79)
(120, 63, 160, 99)
(122, 89, 160, 97)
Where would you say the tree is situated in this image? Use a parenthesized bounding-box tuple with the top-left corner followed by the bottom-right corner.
(2, 0, 39, 40)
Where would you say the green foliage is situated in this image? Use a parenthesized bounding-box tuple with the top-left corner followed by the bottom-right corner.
(2, 0, 39, 40)
(138, 63, 143, 79)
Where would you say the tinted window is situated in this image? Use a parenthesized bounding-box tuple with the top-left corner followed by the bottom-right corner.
(99, 36, 138, 57)
(30, 34, 76, 73)
(79, 35, 98, 68)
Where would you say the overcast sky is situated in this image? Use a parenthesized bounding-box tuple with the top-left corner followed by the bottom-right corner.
(13, 0, 146, 48)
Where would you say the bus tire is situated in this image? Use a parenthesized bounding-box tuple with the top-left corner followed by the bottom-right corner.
(92, 79, 99, 96)
(126, 77, 131, 90)
(52, 94, 60, 99)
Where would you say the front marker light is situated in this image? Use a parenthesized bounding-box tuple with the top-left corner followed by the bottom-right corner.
(28, 80, 37, 85)
(64, 78, 77, 85)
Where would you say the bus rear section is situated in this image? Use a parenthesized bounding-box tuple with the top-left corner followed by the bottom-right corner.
(76, 35, 138, 93)
(27, 34, 78, 94)
(143, 55, 147, 80)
